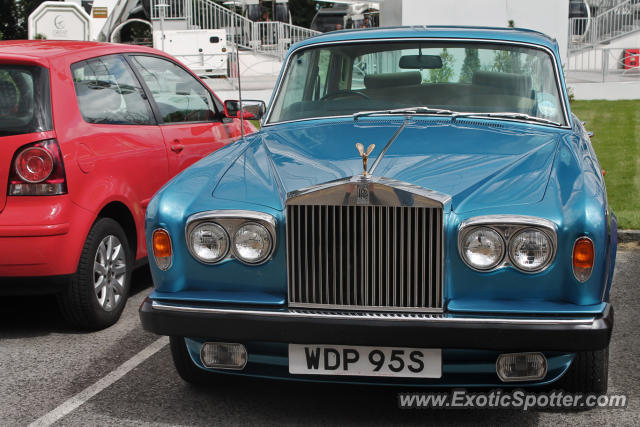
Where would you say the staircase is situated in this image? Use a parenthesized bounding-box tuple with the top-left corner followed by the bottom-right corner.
(569, 0, 640, 51)
(150, 0, 320, 60)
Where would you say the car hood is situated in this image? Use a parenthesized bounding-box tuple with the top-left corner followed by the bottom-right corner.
(213, 118, 562, 213)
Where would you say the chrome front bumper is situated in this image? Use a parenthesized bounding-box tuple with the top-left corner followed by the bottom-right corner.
(140, 298, 613, 352)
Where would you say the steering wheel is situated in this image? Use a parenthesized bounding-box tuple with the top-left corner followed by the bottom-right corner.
(321, 90, 370, 101)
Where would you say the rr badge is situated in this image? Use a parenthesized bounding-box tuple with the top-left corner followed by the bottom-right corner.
(356, 183, 370, 205)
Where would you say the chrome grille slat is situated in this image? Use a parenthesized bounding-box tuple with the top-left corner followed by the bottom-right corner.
(436, 211, 441, 306)
(428, 208, 433, 307)
(287, 203, 443, 312)
(363, 206, 368, 306)
(346, 207, 351, 306)
(325, 206, 329, 305)
(332, 206, 337, 305)
(392, 207, 397, 307)
(412, 211, 420, 304)
(311, 206, 316, 303)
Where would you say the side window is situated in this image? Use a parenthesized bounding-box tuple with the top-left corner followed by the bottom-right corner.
(129, 55, 218, 124)
(71, 55, 154, 125)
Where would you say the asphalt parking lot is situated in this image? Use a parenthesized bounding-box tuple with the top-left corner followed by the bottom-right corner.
(1, 247, 638, 426)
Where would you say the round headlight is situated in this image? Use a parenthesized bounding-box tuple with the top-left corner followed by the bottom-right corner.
(461, 227, 505, 270)
(189, 222, 229, 263)
(509, 228, 553, 272)
(233, 223, 272, 264)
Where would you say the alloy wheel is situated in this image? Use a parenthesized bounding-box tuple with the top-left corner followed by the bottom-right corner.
(93, 235, 127, 311)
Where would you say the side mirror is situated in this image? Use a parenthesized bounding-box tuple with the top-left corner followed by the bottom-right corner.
(224, 99, 266, 121)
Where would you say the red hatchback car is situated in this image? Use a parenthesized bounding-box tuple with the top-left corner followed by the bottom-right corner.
(0, 41, 254, 329)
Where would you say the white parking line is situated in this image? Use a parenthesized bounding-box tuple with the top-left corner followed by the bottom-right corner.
(28, 336, 169, 427)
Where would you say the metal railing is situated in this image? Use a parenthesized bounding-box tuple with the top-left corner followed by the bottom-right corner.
(566, 47, 640, 82)
(151, 0, 320, 58)
(569, 0, 640, 51)
(253, 21, 321, 59)
(151, 0, 186, 20)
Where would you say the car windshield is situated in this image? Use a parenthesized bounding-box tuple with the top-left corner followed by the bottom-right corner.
(268, 41, 566, 126)
(0, 65, 52, 137)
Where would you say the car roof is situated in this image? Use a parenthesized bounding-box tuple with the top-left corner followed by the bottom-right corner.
(293, 25, 559, 52)
(0, 40, 162, 63)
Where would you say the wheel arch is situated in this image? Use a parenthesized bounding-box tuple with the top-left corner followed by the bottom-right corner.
(96, 201, 138, 260)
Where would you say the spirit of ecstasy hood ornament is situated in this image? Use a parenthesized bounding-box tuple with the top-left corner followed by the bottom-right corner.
(356, 143, 375, 176)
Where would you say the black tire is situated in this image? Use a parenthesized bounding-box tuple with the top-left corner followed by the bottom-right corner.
(556, 347, 609, 394)
(170, 336, 224, 385)
(58, 217, 133, 330)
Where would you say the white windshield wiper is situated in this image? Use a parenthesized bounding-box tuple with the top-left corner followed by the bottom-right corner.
(452, 112, 562, 127)
(353, 106, 457, 120)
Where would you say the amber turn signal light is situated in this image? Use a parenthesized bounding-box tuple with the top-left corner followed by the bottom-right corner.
(152, 229, 172, 270)
(573, 237, 594, 282)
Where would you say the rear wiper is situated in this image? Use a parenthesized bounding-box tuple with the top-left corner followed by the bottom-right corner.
(353, 106, 457, 120)
(452, 112, 562, 127)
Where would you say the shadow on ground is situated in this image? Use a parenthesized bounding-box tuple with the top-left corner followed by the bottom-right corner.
(0, 266, 152, 338)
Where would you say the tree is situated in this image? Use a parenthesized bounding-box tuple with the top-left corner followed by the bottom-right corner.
(289, 0, 320, 28)
(0, 0, 20, 40)
(459, 48, 480, 83)
(492, 49, 522, 74)
(14, 0, 47, 39)
(428, 48, 455, 83)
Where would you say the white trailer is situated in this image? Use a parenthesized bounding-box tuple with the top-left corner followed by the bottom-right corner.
(154, 29, 229, 77)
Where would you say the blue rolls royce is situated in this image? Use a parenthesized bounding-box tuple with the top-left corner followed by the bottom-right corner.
(140, 26, 616, 392)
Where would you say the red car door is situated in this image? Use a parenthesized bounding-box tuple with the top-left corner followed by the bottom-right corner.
(128, 55, 236, 176)
(66, 54, 169, 217)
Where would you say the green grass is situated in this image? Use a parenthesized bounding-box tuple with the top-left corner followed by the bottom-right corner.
(571, 100, 640, 229)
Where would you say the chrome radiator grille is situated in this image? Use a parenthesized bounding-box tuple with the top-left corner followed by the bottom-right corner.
(286, 205, 443, 312)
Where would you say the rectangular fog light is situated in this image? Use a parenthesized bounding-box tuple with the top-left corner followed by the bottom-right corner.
(496, 352, 547, 382)
(200, 342, 247, 370)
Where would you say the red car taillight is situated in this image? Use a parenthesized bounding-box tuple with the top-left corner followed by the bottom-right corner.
(8, 139, 67, 196)
(16, 146, 54, 183)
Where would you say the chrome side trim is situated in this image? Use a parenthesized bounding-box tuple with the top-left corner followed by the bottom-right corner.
(264, 37, 570, 129)
(150, 301, 600, 325)
(185, 210, 277, 266)
(458, 215, 558, 274)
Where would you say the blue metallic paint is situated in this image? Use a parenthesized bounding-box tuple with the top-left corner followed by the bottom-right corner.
(144, 27, 616, 385)
(146, 117, 613, 312)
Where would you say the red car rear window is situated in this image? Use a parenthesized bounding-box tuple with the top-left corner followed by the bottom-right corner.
(0, 65, 52, 137)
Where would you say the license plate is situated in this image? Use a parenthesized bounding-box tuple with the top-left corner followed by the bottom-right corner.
(288, 344, 442, 378)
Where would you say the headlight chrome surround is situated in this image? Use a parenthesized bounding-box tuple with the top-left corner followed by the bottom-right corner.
(458, 215, 557, 274)
(186, 210, 277, 266)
